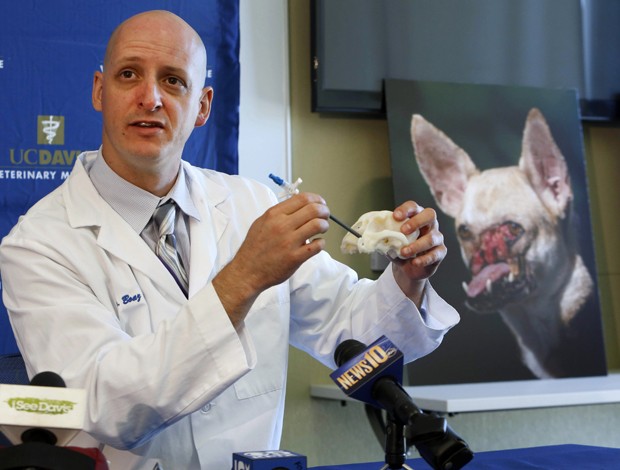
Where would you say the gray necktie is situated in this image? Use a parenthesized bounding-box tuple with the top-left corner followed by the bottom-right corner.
(153, 201, 189, 296)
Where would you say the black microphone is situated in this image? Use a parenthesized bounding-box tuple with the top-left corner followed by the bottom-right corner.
(21, 372, 67, 445)
(0, 371, 103, 470)
(333, 338, 474, 470)
(30, 371, 67, 388)
(334, 339, 446, 442)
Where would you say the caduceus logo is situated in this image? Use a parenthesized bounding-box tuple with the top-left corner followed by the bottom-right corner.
(42, 116, 61, 144)
(37, 115, 65, 145)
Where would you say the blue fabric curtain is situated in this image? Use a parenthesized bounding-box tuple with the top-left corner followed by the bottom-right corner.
(0, 1, 240, 354)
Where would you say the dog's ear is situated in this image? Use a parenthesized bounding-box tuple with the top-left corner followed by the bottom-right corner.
(519, 108, 572, 219)
(410, 114, 478, 217)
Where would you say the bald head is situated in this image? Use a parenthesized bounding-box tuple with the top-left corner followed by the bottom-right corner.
(104, 10, 207, 87)
(91, 9, 214, 193)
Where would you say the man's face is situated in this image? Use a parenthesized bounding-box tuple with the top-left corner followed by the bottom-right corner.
(92, 12, 212, 181)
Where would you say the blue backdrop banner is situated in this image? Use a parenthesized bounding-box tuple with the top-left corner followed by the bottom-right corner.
(0, 1, 240, 353)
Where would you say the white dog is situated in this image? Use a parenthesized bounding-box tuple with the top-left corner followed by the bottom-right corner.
(410, 108, 598, 378)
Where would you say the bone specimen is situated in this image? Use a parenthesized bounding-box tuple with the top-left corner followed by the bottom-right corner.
(340, 210, 419, 259)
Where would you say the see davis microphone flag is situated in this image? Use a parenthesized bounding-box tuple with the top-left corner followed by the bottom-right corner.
(0, 1, 240, 354)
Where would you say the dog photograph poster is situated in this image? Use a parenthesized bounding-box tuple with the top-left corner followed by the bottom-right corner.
(385, 79, 607, 384)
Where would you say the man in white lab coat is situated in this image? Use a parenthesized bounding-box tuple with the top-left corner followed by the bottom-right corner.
(0, 10, 460, 469)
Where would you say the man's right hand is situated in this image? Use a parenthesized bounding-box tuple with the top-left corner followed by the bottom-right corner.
(212, 193, 330, 326)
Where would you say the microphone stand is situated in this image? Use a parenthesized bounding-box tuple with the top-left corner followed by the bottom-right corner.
(380, 413, 414, 470)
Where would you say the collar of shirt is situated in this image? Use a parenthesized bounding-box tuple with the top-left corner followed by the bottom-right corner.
(87, 148, 201, 234)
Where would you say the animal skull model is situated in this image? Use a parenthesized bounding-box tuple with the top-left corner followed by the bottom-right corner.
(340, 210, 419, 259)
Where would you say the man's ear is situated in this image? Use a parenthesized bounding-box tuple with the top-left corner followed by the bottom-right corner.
(194, 87, 214, 127)
(92, 71, 104, 112)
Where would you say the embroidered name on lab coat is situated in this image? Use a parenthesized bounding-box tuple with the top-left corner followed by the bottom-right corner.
(122, 294, 142, 305)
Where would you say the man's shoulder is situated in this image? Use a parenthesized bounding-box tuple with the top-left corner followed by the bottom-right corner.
(2, 185, 68, 241)
(1, 157, 90, 246)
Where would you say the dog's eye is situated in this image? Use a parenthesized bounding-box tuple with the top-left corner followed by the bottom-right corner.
(507, 222, 524, 239)
(457, 225, 474, 241)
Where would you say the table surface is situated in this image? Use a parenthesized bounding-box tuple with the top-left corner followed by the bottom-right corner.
(310, 444, 620, 469)
(311, 372, 620, 413)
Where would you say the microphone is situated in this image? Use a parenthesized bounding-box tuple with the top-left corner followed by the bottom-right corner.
(232, 450, 307, 470)
(332, 337, 445, 441)
(332, 337, 474, 470)
(30, 371, 67, 387)
(0, 371, 86, 447)
(0, 371, 107, 470)
(21, 372, 68, 446)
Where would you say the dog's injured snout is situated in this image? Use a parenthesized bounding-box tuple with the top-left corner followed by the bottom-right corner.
(462, 221, 530, 310)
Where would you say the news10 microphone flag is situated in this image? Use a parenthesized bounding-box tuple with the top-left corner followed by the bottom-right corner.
(0, 1, 240, 354)
(330, 336, 404, 409)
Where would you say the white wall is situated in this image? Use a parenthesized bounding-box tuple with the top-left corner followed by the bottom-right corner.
(238, 0, 291, 184)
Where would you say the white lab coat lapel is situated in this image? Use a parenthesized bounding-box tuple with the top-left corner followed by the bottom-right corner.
(96, 219, 187, 302)
(63, 157, 187, 303)
(184, 163, 231, 298)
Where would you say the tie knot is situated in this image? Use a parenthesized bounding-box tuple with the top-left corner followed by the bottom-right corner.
(154, 201, 177, 238)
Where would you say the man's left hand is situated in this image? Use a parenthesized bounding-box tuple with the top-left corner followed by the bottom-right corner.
(390, 201, 447, 306)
